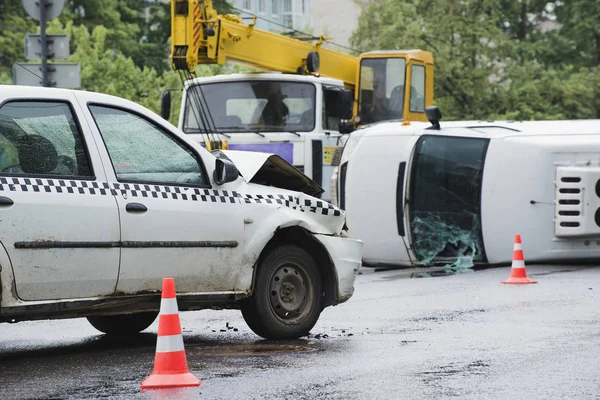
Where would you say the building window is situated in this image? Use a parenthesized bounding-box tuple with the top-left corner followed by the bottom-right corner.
(283, 0, 292, 12)
(241, 0, 252, 10)
(258, 0, 266, 13)
(272, 0, 279, 14)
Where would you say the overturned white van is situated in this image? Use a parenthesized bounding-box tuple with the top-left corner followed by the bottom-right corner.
(335, 108, 600, 268)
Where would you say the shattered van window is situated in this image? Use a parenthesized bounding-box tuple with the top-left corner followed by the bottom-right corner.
(408, 135, 489, 266)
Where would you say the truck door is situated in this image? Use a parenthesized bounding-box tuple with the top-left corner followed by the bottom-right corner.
(0, 97, 120, 300)
(407, 135, 490, 264)
(85, 104, 245, 294)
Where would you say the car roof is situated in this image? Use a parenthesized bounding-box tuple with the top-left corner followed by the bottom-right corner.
(0, 85, 140, 108)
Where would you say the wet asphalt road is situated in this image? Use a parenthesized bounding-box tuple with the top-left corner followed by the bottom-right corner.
(1, 264, 599, 400)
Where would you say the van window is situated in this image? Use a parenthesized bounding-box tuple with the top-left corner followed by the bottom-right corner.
(408, 135, 489, 264)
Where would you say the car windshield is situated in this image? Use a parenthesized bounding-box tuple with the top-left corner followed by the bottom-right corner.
(183, 80, 316, 133)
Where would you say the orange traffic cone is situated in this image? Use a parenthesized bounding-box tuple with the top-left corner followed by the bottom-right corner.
(140, 278, 200, 389)
(502, 234, 537, 284)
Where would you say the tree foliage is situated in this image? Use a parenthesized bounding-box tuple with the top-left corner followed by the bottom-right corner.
(1, 0, 248, 124)
(351, 0, 600, 120)
(3, 0, 600, 122)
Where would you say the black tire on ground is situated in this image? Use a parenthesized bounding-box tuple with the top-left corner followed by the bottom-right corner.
(87, 312, 158, 336)
(241, 244, 323, 340)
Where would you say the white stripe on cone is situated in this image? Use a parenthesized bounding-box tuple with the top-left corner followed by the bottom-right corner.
(156, 334, 185, 353)
(513, 243, 522, 251)
(159, 298, 179, 315)
(511, 259, 526, 269)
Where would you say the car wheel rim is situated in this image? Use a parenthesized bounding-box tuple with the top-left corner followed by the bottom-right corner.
(269, 262, 311, 321)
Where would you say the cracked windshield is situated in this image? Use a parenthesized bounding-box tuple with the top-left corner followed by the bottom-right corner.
(183, 81, 316, 133)
(409, 135, 489, 269)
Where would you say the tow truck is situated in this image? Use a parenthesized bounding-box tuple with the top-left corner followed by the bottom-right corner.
(160, 0, 434, 201)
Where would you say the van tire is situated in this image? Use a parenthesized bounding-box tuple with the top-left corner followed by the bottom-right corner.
(87, 312, 157, 336)
(241, 244, 322, 340)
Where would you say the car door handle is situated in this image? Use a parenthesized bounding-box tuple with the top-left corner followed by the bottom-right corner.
(125, 203, 147, 213)
(0, 196, 14, 206)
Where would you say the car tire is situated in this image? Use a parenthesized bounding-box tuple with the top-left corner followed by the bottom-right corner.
(241, 244, 323, 340)
(87, 312, 157, 336)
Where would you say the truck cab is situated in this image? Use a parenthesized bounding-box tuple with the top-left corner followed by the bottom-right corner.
(175, 72, 352, 202)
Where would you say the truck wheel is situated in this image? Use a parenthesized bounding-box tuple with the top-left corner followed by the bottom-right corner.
(241, 244, 323, 340)
(87, 312, 157, 336)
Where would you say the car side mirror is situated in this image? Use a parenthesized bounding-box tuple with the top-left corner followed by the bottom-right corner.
(213, 158, 239, 185)
(338, 121, 354, 134)
(160, 90, 171, 121)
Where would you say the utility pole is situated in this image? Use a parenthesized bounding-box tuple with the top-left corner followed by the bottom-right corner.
(39, 0, 48, 86)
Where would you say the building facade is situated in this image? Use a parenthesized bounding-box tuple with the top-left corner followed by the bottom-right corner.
(233, 0, 312, 33)
(310, 0, 361, 48)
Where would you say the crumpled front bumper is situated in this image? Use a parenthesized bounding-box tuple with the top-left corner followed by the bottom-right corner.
(314, 234, 363, 303)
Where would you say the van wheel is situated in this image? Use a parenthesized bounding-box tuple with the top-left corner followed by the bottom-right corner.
(87, 312, 157, 336)
(241, 244, 322, 340)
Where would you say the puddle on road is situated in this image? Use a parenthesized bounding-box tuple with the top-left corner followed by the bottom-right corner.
(187, 341, 319, 357)
(419, 360, 490, 380)
(372, 263, 500, 281)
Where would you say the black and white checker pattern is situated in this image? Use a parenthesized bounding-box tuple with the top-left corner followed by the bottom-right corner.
(0, 177, 113, 195)
(241, 193, 343, 217)
(0, 177, 343, 216)
(112, 183, 238, 204)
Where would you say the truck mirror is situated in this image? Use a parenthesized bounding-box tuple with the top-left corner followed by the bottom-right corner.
(324, 87, 353, 119)
(160, 90, 171, 121)
(338, 121, 354, 134)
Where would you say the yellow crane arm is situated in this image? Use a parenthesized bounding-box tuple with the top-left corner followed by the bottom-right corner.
(170, 0, 357, 87)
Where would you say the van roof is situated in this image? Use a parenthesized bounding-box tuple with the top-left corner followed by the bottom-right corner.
(356, 119, 600, 139)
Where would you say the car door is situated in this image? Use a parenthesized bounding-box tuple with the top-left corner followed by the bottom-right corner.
(0, 95, 120, 301)
(83, 103, 245, 295)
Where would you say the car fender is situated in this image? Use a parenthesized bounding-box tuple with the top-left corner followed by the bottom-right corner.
(235, 205, 340, 294)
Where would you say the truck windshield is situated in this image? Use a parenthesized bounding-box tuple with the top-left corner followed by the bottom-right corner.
(183, 81, 316, 133)
(358, 57, 406, 124)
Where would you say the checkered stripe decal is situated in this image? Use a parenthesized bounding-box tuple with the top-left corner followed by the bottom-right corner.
(0, 177, 238, 203)
(0, 177, 113, 195)
(241, 193, 342, 217)
(112, 183, 238, 203)
(0, 177, 343, 216)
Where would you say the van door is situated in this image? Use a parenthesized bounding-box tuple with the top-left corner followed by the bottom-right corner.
(407, 134, 490, 264)
(0, 98, 120, 300)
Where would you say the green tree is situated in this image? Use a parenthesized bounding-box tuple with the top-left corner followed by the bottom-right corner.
(0, 0, 36, 76)
(553, 0, 600, 68)
(351, 0, 600, 120)
(352, 0, 513, 119)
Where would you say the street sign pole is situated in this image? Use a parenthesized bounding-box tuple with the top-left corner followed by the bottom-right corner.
(19, 0, 74, 88)
(39, 0, 48, 86)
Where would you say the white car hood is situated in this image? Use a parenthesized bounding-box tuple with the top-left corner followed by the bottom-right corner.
(212, 149, 324, 197)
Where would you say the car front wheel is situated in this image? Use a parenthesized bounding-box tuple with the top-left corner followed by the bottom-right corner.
(241, 244, 323, 340)
(87, 312, 158, 336)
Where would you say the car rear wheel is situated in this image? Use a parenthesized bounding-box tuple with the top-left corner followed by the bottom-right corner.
(241, 244, 323, 340)
(87, 312, 157, 336)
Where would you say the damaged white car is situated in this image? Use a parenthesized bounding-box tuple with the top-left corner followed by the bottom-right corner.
(0, 86, 363, 340)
